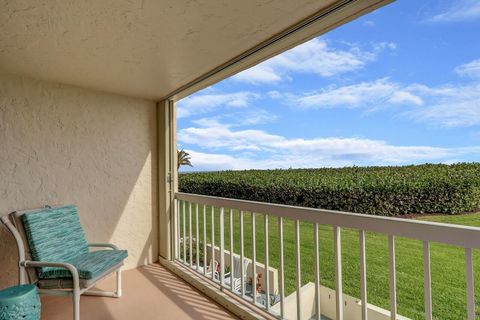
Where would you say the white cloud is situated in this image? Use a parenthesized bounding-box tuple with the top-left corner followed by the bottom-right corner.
(405, 82, 480, 127)
(295, 78, 400, 109)
(455, 59, 480, 78)
(233, 66, 282, 84)
(407, 96, 480, 127)
(177, 92, 259, 118)
(229, 109, 277, 126)
(179, 120, 279, 151)
(373, 42, 397, 51)
(286, 78, 424, 111)
(363, 20, 376, 27)
(179, 123, 480, 171)
(428, 0, 480, 22)
(388, 91, 424, 106)
(191, 117, 222, 128)
(192, 109, 276, 129)
(278, 73, 479, 127)
(267, 90, 282, 99)
(232, 38, 393, 84)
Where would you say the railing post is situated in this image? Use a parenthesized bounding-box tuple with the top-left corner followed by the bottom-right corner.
(182, 201, 186, 264)
(465, 248, 475, 320)
(189, 202, 193, 267)
(220, 207, 225, 289)
(334, 226, 343, 320)
(389, 235, 397, 320)
(423, 241, 432, 320)
(359, 230, 368, 320)
(230, 208, 234, 293)
(278, 217, 285, 319)
(203, 204, 207, 276)
(174, 200, 181, 260)
(211, 206, 215, 281)
(252, 212, 257, 306)
(295, 219, 302, 320)
(314, 223, 321, 320)
(264, 214, 270, 310)
(196, 204, 200, 271)
(240, 211, 245, 297)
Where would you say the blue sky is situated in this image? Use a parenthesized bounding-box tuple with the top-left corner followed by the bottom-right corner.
(177, 0, 480, 172)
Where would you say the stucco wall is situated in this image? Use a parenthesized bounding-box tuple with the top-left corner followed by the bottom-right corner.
(0, 74, 158, 289)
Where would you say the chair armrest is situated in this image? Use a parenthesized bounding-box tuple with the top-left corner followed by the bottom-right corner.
(21, 260, 81, 291)
(88, 243, 119, 250)
(21, 261, 79, 278)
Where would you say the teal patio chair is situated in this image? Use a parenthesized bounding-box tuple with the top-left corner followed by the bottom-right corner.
(1, 205, 128, 320)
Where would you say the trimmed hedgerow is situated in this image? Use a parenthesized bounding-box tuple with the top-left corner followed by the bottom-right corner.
(179, 163, 480, 216)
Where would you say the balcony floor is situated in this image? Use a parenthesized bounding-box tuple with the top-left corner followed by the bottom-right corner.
(41, 263, 238, 320)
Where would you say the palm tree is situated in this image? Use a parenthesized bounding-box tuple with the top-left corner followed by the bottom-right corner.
(177, 149, 193, 170)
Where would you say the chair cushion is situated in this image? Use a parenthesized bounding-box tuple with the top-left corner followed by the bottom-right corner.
(39, 250, 128, 280)
(22, 205, 89, 278)
(37, 262, 124, 289)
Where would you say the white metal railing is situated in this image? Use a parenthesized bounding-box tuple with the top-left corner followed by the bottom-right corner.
(174, 192, 480, 320)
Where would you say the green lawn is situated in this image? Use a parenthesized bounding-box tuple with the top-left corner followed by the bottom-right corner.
(179, 205, 480, 319)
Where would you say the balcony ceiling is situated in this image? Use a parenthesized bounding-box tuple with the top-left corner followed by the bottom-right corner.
(0, 0, 342, 100)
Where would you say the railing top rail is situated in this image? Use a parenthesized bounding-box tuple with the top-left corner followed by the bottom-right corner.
(175, 192, 480, 249)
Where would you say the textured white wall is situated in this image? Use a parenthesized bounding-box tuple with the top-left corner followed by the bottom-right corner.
(0, 74, 158, 289)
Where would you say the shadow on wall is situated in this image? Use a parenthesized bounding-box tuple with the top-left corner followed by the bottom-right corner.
(0, 75, 158, 289)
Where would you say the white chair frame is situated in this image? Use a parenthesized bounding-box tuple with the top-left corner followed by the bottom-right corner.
(1, 215, 123, 320)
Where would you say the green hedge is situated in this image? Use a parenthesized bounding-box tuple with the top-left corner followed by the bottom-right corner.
(179, 163, 480, 216)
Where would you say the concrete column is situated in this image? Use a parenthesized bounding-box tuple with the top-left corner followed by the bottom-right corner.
(158, 99, 177, 260)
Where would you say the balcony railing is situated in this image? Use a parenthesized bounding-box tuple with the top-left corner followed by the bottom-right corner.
(174, 192, 480, 320)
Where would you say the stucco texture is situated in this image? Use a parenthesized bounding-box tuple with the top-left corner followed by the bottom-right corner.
(0, 0, 336, 99)
(0, 74, 158, 289)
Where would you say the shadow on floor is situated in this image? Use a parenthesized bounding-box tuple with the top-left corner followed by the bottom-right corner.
(41, 263, 237, 320)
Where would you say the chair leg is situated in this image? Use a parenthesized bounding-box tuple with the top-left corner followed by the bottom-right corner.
(73, 289, 80, 320)
(83, 269, 123, 298)
(115, 269, 122, 298)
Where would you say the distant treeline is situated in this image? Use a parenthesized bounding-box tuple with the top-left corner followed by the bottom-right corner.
(179, 163, 480, 216)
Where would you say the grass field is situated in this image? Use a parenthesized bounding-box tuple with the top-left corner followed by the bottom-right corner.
(179, 205, 480, 320)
